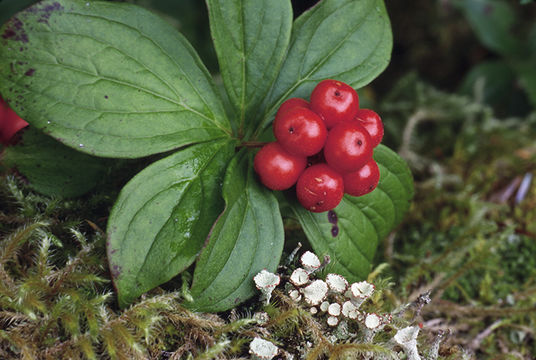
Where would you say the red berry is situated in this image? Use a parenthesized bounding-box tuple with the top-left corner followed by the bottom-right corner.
(355, 109, 383, 148)
(343, 159, 380, 197)
(323, 121, 373, 173)
(0, 97, 29, 145)
(310, 79, 359, 129)
(254, 142, 306, 191)
(296, 164, 344, 213)
(273, 107, 327, 157)
(276, 97, 310, 119)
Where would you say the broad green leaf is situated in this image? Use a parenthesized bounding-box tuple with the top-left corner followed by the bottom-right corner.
(255, 0, 392, 136)
(189, 150, 284, 312)
(206, 0, 292, 133)
(513, 60, 536, 108)
(107, 139, 236, 308)
(2, 127, 111, 197)
(455, 0, 525, 57)
(459, 61, 531, 116)
(292, 145, 413, 281)
(0, 0, 231, 158)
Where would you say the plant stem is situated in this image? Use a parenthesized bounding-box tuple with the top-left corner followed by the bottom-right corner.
(240, 141, 268, 148)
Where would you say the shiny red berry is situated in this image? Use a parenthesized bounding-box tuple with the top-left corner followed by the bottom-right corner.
(276, 97, 310, 119)
(354, 109, 383, 148)
(0, 97, 29, 146)
(254, 142, 307, 191)
(343, 159, 380, 197)
(273, 107, 327, 157)
(310, 79, 359, 129)
(296, 164, 344, 213)
(323, 121, 373, 173)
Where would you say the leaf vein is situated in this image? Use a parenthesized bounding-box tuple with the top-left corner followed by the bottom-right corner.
(134, 146, 226, 282)
(65, 10, 222, 124)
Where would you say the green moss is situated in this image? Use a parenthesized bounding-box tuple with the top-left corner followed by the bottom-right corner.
(379, 75, 536, 358)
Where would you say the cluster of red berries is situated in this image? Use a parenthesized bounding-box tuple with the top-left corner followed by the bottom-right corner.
(254, 79, 384, 213)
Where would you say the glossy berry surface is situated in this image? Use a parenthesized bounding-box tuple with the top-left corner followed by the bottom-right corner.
(343, 159, 380, 197)
(354, 109, 383, 148)
(310, 79, 359, 129)
(275, 97, 310, 119)
(323, 121, 373, 173)
(254, 142, 306, 191)
(296, 164, 344, 213)
(1, 97, 29, 145)
(273, 107, 327, 157)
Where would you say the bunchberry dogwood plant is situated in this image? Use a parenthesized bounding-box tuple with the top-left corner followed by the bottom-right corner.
(0, 0, 412, 311)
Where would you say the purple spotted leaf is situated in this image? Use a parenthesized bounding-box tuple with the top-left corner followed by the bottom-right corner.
(0, 0, 231, 158)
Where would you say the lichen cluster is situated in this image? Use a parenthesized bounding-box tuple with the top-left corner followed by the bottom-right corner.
(250, 249, 451, 360)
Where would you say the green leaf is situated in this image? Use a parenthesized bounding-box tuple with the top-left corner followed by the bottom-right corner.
(107, 139, 236, 308)
(206, 0, 292, 133)
(291, 145, 413, 281)
(530, 23, 536, 55)
(513, 60, 536, 108)
(459, 61, 525, 115)
(0, 0, 231, 158)
(189, 150, 284, 312)
(255, 0, 392, 136)
(2, 127, 111, 198)
(455, 0, 526, 57)
(0, 0, 40, 26)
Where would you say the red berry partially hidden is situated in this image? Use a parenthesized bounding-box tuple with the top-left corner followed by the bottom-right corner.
(0, 97, 29, 145)
(323, 121, 373, 174)
(355, 109, 383, 148)
(273, 107, 327, 157)
(254, 142, 306, 191)
(276, 97, 310, 119)
(306, 150, 325, 168)
(310, 79, 359, 129)
(296, 164, 344, 213)
(343, 159, 380, 197)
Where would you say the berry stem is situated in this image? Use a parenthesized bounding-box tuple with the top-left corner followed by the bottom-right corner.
(240, 141, 269, 148)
